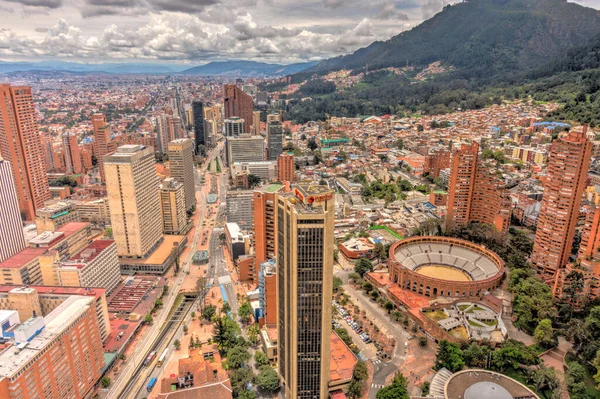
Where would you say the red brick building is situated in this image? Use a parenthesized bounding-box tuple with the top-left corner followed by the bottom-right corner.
(223, 84, 254, 134)
(446, 142, 510, 232)
(277, 153, 295, 182)
(531, 129, 592, 285)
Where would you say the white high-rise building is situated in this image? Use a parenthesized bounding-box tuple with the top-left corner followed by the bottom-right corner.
(0, 157, 26, 262)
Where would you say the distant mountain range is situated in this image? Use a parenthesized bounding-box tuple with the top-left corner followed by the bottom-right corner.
(178, 60, 319, 76)
(306, 0, 600, 75)
(0, 60, 318, 76)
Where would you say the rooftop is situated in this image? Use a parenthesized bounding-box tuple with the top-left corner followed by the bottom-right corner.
(329, 331, 357, 384)
(0, 285, 106, 301)
(0, 247, 47, 269)
(61, 240, 115, 268)
(261, 183, 283, 193)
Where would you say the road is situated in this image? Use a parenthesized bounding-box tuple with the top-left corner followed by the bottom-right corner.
(334, 267, 410, 399)
(106, 143, 223, 399)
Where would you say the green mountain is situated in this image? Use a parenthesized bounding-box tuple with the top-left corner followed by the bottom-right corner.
(309, 0, 600, 75)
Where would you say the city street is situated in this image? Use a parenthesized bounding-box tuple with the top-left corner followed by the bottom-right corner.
(334, 267, 410, 398)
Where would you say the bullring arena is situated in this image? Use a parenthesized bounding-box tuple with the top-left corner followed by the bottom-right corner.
(389, 236, 504, 298)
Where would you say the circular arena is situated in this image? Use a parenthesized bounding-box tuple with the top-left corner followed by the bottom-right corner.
(389, 236, 504, 298)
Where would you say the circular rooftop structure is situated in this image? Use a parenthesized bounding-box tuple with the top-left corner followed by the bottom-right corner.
(389, 236, 504, 298)
(444, 370, 538, 399)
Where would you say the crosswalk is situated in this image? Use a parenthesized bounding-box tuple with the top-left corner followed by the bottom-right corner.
(371, 359, 382, 365)
(371, 383, 384, 389)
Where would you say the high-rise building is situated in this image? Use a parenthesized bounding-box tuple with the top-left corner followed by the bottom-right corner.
(193, 100, 205, 151)
(258, 258, 277, 326)
(253, 183, 286, 266)
(92, 113, 110, 183)
(277, 184, 335, 399)
(160, 178, 188, 235)
(35, 201, 79, 233)
(532, 129, 592, 282)
(253, 110, 261, 136)
(168, 138, 196, 212)
(267, 121, 283, 161)
(168, 115, 183, 141)
(446, 142, 510, 232)
(104, 145, 163, 258)
(226, 190, 254, 230)
(267, 112, 282, 125)
(62, 132, 83, 174)
(155, 114, 169, 154)
(224, 84, 254, 133)
(57, 240, 121, 294)
(277, 154, 295, 182)
(0, 295, 105, 399)
(227, 135, 265, 165)
(224, 117, 245, 137)
(0, 157, 26, 262)
(41, 132, 55, 172)
(0, 84, 50, 221)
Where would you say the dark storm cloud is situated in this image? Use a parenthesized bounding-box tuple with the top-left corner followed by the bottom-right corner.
(149, 0, 219, 13)
(3, 0, 61, 8)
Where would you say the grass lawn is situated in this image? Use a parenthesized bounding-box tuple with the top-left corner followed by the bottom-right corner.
(481, 319, 498, 327)
(458, 304, 471, 311)
(468, 319, 483, 327)
(425, 310, 447, 322)
(449, 326, 469, 340)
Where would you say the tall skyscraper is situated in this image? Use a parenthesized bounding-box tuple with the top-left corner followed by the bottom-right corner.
(267, 121, 283, 161)
(155, 114, 169, 153)
(0, 157, 26, 262)
(0, 84, 50, 221)
(62, 132, 83, 174)
(532, 129, 592, 281)
(253, 183, 286, 266)
(192, 100, 205, 151)
(168, 138, 196, 212)
(160, 178, 187, 235)
(252, 110, 261, 136)
(224, 84, 254, 133)
(277, 154, 295, 182)
(91, 113, 110, 183)
(104, 145, 162, 258)
(446, 142, 510, 232)
(277, 184, 335, 399)
(168, 115, 183, 141)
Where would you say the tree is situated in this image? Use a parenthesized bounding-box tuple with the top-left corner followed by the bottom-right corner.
(248, 323, 260, 345)
(226, 346, 251, 369)
(566, 362, 588, 398)
(238, 390, 257, 399)
(347, 379, 363, 398)
(104, 227, 113, 238)
(463, 342, 492, 368)
(212, 315, 240, 352)
(248, 174, 261, 188)
(376, 373, 409, 399)
(333, 276, 344, 292)
(238, 301, 252, 323)
(534, 319, 556, 349)
(397, 139, 404, 150)
(436, 340, 464, 372)
(255, 366, 280, 392)
(174, 339, 181, 350)
(254, 350, 270, 367)
(100, 377, 111, 388)
(354, 258, 373, 277)
(202, 304, 217, 321)
(384, 301, 395, 313)
(144, 314, 153, 324)
(307, 138, 318, 151)
(230, 368, 254, 395)
(418, 336, 428, 346)
(530, 365, 559, 393)
(49, 176, 78, 187)
(222, 302, 231, 314)
(352, 360, 368, 382)
(183, 325, 188, 334)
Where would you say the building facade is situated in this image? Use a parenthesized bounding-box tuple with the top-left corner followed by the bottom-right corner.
(224, 117, 245, 137)
(226, 190, 254, 231)
(91, 113, 110, 183)
(531, 129, 592, 284)
(0, 85, 51, 221)
(168, 138, 196, 212)
(160, 178, 188, 235)
(227, 135, 265, 165)
(277, 185, 335, 399)
(0, 158, 26, 262)
(445, 142, 510, 232)
(104, 145, 163, 259)
(277, 154, 295, 182)
(0, 296, 105, 399)
(267, 121, 283, 161)
(62, 132, 83, 175)
(224, 84, 254, 134)
(192, 100, 205, 150)
(57, 240, 121, 294)
(253, 184, 285, 266)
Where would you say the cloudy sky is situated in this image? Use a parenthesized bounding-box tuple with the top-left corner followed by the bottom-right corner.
(0, 0, 599, 65)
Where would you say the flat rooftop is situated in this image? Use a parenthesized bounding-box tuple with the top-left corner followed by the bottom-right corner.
(329, 331, 357, 384)
(0, 285, 106, 301)
(261, 183, 283, 193)
(0, 295, 95, 378)
(120, 235, 184, 266)
(0, 247, 47, 269)
(62, 240, 114, 268)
